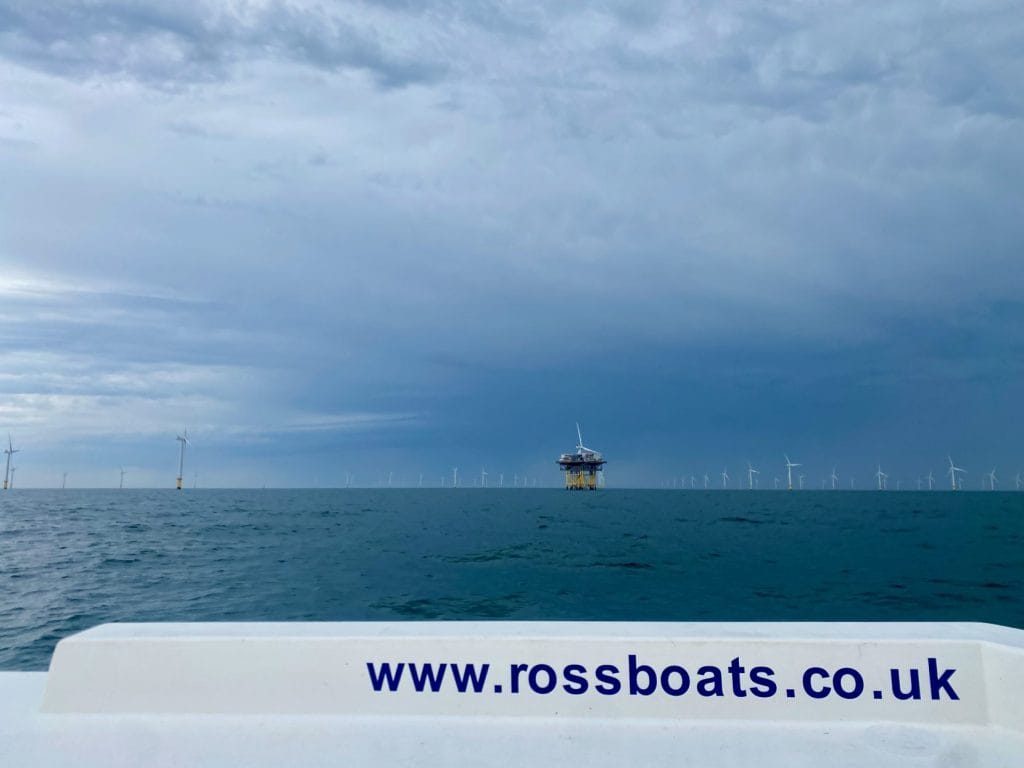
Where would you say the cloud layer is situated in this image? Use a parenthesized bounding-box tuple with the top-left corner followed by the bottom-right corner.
(1, 0, 1022, 486)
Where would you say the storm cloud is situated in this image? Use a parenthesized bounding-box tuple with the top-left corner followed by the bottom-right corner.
(1, 0, 1022, 486)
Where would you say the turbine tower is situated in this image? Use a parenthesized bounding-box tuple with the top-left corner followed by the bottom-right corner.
(784, 455, 800, 491)
(830, 468, 839, 490)
(62, 472, 67, 490)
(947, 456, 965, 491)
(721, 468, 729, 489)
(119, 467, 126, 489)
(452, 467, 458, 488)
(481, 468, 488, 488)
(703, 472, 709, 489)
(747, 463, 759, 490)
(175, 430, 189, 490)
(987, 468, 997, 491)
(3, 435, 19, 491)
(875, 465, 888, 491)
(8, 465, 15, 489)
(927, 471, 934, 490)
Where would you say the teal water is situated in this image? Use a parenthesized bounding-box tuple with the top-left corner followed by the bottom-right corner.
(0, 489, 1021, 669)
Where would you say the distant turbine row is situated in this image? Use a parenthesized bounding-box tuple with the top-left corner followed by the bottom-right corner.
(665, 455, 1020, 491)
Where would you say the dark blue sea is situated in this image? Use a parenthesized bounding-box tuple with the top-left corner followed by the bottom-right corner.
(1, 489, 1022, 669)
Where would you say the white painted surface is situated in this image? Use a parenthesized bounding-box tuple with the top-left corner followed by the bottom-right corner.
(0, 622, 1021, 766)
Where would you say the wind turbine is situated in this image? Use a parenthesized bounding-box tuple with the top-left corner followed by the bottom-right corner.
(830, 468, 839, 490)
(773, 477, 780, 490)
(703, 472, 709, 489)
(3, 435, 19, 490)
(798, 474, 805, 490)
(119, 467, 126, 489)
(1016, 472, 1021, 491)
(452, 467, 458, 487)
(721, 468, 729, 489)
(927, 471, 934, 490)
(499, 473, 504, 488)
(987, 468, 997, 490)
(481, 468, 488, 488)
(175, 430, 190, 490)
(784, 455, 800, 491)
(747, 463, 759, 490)
(62, 472, 68, 490)
(875, 465, 888, 491)
(947, 456, 965, 491)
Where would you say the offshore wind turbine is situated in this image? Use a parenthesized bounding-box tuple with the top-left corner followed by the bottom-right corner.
(798, 474, 805, 490)
(175, 430, 190, 490)
(774, 477, 780, 490)
(987, 468, 997, 490)
(119, 467, 126, 489)
(452, 467, 458, 487)
(927, 471, 934, 490)
(947, 456, 965, 491)
(1016, 472, 1022, 491)
(721, 468, 729, 489)
(3, 435, 19, 490)
(747, 463, 759, 490)
(62, 472, 68, 490)
(703, 472, 709, 489)
(481, 468, 488, 488)
(875, 465, 888, 491)
(784, 455, 800, 491)
(830, 468, 839, 490)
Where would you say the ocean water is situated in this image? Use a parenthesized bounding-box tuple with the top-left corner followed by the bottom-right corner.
(0, 489, 1021, 670)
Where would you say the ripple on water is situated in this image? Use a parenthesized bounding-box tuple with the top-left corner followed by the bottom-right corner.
(0, 488, 1022, 670)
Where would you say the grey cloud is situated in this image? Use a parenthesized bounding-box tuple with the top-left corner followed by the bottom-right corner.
(0, 0, 444, 88)
(1, 1, 1022, 482)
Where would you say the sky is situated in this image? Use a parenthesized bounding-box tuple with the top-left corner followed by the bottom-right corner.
(0, 0, 1022, 488)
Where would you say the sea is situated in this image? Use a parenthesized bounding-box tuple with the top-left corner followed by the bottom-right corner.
(1, 489, 1021, 670)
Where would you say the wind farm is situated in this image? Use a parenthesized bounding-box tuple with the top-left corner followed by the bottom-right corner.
(0, 426, 1019, 491)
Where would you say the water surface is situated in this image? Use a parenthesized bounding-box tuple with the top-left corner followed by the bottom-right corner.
(1, 489, 1021, 669)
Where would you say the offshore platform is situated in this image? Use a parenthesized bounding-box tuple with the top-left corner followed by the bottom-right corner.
(557, 424, 606, 490)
